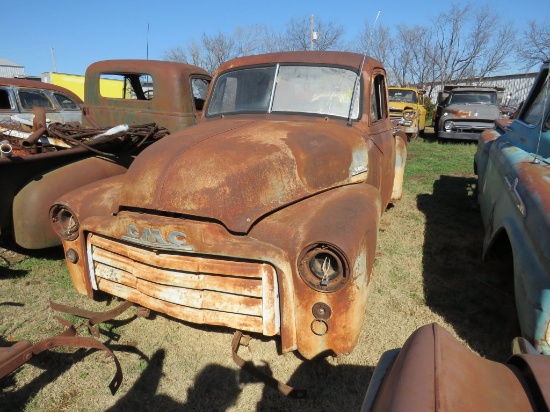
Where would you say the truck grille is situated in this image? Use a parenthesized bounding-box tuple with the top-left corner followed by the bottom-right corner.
(86, 233, 280, 336)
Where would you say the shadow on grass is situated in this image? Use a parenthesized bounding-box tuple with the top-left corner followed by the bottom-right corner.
(0, 267, 28, 279)
(253, 359, 373, 411)
(103, 348, 373, 411)
(417, 174, 519, 361)
(106, 349, 243, 412)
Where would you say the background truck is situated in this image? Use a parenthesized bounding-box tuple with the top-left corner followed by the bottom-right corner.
(388, 87, 427, 140)
(434, 85, 501, 141)
(0, 60, 210, 249)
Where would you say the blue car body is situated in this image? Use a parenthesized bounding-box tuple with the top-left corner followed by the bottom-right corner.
(475, 62, 550, 354)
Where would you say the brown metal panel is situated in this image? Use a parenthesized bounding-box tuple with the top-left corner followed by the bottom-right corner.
(370, 324, 533, 411)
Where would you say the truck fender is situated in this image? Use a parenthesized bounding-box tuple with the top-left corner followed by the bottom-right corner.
(13, 157, 128, 249)
(391, 132, 407, 202)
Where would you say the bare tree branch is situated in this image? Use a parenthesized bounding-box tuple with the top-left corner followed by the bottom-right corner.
(516, 19, 550, 71)
(285, 16, 345, 51)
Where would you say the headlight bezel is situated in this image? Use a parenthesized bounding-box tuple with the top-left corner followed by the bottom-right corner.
(298, 242, 350, 293)
(50, 203, 80, 241)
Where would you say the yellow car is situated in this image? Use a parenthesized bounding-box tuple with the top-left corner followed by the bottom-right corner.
(388, 87, 427, 140)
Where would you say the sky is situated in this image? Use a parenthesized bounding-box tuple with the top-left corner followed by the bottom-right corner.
(2, 0, 546, 77)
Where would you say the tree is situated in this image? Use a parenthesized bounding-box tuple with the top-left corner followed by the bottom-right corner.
(516, 20, 550, 70)
(163, 26, 263, 74)
(428, 5, 514, 85)
(281, 16, 346, 51)
(163, 17, 346, 74)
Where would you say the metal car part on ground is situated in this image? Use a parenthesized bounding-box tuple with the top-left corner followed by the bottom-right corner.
(361, 323, 550, 411)
(434, 86, 501, 141)
(0, 60, 211, 250)
(388, 87, 427, 141)
(51, 51, 407, 360)
(0, 310, 123, 395)
(474, 62, 550, 354)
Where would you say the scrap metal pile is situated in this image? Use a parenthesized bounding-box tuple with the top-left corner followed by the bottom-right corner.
(0, 121, 169, 158)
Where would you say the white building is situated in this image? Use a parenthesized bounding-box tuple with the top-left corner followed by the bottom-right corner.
(0, 58, 25, 78)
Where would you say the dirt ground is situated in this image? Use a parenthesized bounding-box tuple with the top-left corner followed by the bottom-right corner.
(0, 139, 520, 411)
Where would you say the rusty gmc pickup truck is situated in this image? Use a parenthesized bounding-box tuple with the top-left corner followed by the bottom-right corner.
(474, 62, 550, 354)
(51, 51, 407, 360)
(1, 60, 210, 249)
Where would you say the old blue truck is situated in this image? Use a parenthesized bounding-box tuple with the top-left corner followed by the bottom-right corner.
(474, 61, 550, 354)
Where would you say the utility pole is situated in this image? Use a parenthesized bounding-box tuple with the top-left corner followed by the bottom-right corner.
(50, 46, 57, 72)
(310, 15, 316, 51)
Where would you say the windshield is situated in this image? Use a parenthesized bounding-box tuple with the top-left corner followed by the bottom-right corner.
(389, 89, 417, 103)
(206, 64, 360, 119)
(449, 91, 497, 105)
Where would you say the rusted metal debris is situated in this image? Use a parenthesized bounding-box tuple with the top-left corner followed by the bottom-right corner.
(0, 299, 148, 394)
(49, 299, 135, 338)
(0, 121, 169, 158)
(0, 316, 122, 394)
(231, 331, 307, 398)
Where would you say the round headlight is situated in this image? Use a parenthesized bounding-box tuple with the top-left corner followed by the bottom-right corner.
(444, 121, 454, 131)
(50, 204, 80, 240)
(298, 243, 349, 292)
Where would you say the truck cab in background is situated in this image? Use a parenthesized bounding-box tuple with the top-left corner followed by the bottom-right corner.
(388, 87, 427, 140)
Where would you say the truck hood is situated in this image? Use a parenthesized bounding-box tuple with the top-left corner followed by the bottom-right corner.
(119, 118, 369, 233)
(389, 101, 418, 111)
(444, 103, 500, 120)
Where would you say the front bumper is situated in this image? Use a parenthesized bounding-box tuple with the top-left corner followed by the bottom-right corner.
(438, 130, 483, 140)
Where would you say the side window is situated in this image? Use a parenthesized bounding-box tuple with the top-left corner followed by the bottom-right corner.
(521, 69, 549, 126)
(99, 73, 152, 100)
(191, 77, 210, 111)
(17, 90, 55, 110)
(371, 74, 388, 122)
(0, 88, 13, 110)
(53, 93, 79, 110)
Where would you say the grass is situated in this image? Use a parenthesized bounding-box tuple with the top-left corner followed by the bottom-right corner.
(0, 134, 520, 411)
